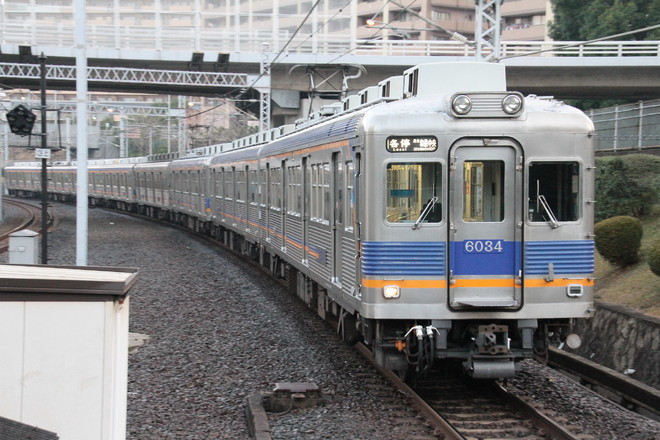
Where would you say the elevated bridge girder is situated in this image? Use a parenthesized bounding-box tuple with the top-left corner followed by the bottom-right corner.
(0, 62, 257, 96)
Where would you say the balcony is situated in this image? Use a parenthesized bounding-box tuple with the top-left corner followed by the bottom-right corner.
(501, 0, 547, 17)
(502, 24, 547, 41)
(374, 17, 474, 36)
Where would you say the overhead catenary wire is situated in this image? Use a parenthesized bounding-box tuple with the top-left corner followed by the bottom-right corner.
(183, 0, 323, 121)
(498, 23, 660, 60)
(322, 0, 429, 65)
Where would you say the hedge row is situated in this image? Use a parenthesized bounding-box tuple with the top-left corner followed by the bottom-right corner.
(594, 216, 643, 267)
(595, 154, 660, 222)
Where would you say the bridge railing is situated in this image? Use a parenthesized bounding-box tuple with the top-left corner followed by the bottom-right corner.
(2, 22, 659, 59)
(588, 99, 660, 151)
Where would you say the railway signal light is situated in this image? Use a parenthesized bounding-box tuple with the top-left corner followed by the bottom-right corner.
(6, 104, 37, 136)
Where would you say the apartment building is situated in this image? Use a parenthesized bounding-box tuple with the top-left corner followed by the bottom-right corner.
(1, 0, 553, 50)
(501, 0, 553, 41)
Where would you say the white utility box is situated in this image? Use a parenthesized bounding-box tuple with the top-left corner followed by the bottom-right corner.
(0, 264, 138, 440)
(8, 229, 39, 264)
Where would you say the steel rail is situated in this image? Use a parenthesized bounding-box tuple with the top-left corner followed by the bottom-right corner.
(354, 343, 465, 440)
(546, 346, 660, 418)
(492, 381, 586, 440)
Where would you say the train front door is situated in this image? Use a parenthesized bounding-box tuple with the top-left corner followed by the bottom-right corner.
(448, 141, 522, 309)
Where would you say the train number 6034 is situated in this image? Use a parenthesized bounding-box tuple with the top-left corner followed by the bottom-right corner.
(463, 240, 504, 254)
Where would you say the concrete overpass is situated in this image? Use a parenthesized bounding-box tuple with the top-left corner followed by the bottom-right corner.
(2, 41, 660, 132)
(2, 41, 660, 99)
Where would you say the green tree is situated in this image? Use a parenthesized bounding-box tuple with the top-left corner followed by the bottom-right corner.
(549, 0, 660, 41)
(549, 0, 660, 109)
(549, 0, 588, 40)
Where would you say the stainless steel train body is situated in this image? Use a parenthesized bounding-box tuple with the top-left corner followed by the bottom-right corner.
(4, 62, 595, 379)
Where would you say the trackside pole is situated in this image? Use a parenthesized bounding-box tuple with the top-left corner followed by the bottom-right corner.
(75, 0, 88, 266)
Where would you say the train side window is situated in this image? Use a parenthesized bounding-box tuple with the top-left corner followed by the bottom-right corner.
(260, 168, 267, 205)
(225, 168, 233, 200)
(270, 166, 282, 210)
(215, 168, 223, 197)
(236, 169, 245, 201)
(322, 163, 331, 223)
(386, 162, 442, 223)
(311, 164, 319, 221)
(286, 165, 301, 216)
(310, 163, 330, 224)
(528, 162, 579, 222)
(345, 161, 354, 231)
(250, 169, 258, 204)
(463, 161, 504, 222)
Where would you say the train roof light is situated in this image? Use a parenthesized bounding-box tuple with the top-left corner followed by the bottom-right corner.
(502, 94, 523, 115)
(452, 95, 472, 115)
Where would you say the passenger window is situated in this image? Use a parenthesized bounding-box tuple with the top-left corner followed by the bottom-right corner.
(235, 169, 245, 201)
(463, 160, 504, 222)
(346, 161, 354, 231)
(250, 170, 258, 203)
(270, 167, 282, 210)
(386, 162, 442, 223)
(528, 162, 579, 222)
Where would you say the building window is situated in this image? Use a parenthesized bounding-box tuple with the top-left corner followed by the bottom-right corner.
(432, 10, 451, 21)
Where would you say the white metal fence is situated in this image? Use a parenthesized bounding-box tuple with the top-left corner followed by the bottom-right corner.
(2, 22, 660, 58)
(588, 99, 660, 151)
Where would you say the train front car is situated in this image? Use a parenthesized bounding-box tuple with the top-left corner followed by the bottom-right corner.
(359, 63, 595, 379)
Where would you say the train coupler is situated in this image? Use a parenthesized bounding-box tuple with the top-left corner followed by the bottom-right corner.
(464, 323, 517, 379)
(475, 323, 510, 355)
(464, 354, 518, 379)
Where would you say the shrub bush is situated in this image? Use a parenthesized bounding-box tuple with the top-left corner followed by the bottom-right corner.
(649, 239, 660, 277)
(595, 155, 659, 221)
(594, 216, 643, 267)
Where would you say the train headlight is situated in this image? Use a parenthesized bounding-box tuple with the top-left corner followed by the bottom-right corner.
(502, 94, 523, 115)
(451, 95, 472, 115)
(382, 285, 400, 299)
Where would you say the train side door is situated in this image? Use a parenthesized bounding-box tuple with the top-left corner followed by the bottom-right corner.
(332, 152, 344, 285)
(448, 141, 522, 309)
(302, 157, 309, 265)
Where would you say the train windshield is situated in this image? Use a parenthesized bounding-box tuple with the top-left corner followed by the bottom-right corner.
(386, 162, 442, 223)
(528, 162, 579, 222)
(463, 160, 505, 222)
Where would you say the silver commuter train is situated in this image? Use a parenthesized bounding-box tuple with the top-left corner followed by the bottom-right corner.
(5, 62, 595, 379)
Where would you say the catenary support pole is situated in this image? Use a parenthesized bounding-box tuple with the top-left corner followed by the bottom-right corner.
(75, 0, 88, 266)
(39, 53, 49, 264)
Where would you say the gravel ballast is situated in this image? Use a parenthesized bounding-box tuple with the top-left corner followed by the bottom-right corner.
(4, 202, 658, 439)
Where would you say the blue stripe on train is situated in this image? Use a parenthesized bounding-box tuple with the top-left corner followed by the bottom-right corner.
(524, 240, 594, 275)
(361, 240, 594, 277)
(450, 240, 520, 276)
(362, 242, 446, 276)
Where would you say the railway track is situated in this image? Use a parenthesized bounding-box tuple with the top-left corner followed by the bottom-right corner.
(542, 346, 660, 420)
(357, 344, 591, 440)
(121, 206, 605, 439)
(27, 202, 653, 439)
(0, 198, 48, 253)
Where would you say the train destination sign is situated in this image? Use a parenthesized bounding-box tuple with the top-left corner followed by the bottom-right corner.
(386, 136, 438, 152)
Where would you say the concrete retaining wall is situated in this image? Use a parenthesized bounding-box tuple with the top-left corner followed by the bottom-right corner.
(572, 301, 660, 389)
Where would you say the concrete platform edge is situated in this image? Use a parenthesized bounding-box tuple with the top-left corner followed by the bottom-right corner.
(245, 393, 272, 440)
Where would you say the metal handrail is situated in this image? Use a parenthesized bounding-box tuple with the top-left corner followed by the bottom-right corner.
(1, 22, 659, 57)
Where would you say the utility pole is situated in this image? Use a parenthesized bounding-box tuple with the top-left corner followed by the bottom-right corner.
(39, 52, 49, 264)
(75, 0, 88, 266)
